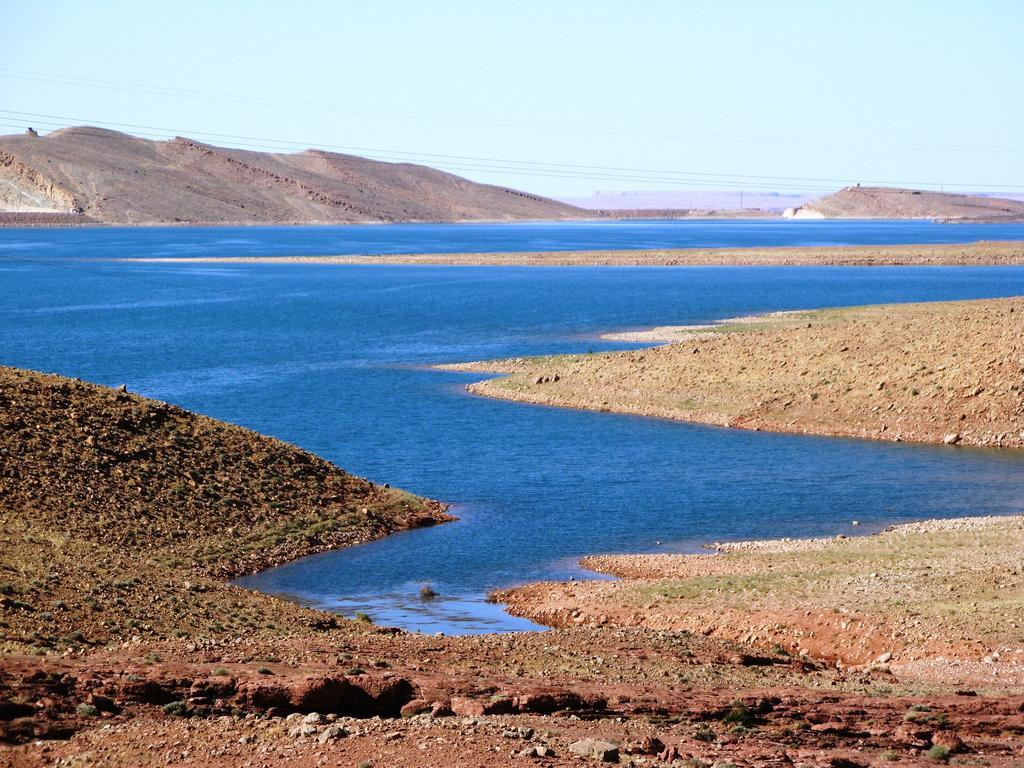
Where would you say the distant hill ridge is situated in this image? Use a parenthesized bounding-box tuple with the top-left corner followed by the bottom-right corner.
(785, 185, 1024, 221)
(0, 126, 581, 225)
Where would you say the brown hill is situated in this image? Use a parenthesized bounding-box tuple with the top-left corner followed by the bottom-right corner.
(0, 126, 581, 225)
(0, 366, 450, 648)
(787, 185, 1024, 221)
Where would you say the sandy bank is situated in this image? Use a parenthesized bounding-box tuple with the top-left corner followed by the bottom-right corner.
(449, 296, 1024, 448)
(121, 238, 1024, 266)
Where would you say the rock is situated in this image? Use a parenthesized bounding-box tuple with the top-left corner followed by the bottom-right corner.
(400, 698, 431, 718)
(622, 736, 664, 755)
(449, 696, 484, 717)
(519, 745, 555, 758)
(302, 712, 323, 724)
(0, 702, 35, 720)
(568, 738, 619, 761)
(238, 734, 253, 745)
(318, 725, 349, 744)
(512, 690, 595, 714)
(288, 676, 352, 713)
(943, 432, 961, 445)
(893, 722, 932, 747)
(430, 701, 454, 717)
(449, 695, 512, 716)
(829, 759, 867, 768)
(349, 674, 417, 715)
(658, 745, 682, 762)
(236, 680, 291, 710)
(931, 731, 966, 754)
(119, 678, 176, 705)
(86, 693, 120, 714)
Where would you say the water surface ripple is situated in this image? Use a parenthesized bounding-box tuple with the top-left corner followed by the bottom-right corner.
(2, 222, 1024, 633)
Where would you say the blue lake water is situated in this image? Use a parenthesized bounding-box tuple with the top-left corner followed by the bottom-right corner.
(5, 218, 1024, 260)
(3, 221, 1024, 634)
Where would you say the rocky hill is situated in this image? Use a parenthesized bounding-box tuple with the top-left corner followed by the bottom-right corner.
(0, 366, 450, 647)
(786, 185, 1024, 221)
(0, 126, 581, 225)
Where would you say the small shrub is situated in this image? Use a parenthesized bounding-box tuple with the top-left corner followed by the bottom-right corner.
(879, 751, 899, 762)
(256, 667, 274, 675)
(162, 700, 189, 717)
(693, 724, 716, 742)
(721, 701, 755, 727)
(927, 744, 950, 762)
(76, 703, 98, 718)
(354, 611, 373, 624)
(212, 667, 229, 676)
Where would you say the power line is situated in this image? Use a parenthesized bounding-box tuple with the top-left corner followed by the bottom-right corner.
(2, 67, 1022, 155)
(3, 111, 1023, 194)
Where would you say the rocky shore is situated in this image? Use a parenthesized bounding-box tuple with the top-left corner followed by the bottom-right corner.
(448, 296, 1024, 448)
(4, 366, 1024, 766)
(496, 515, 1024, 681)
(0, 366, 452, 651)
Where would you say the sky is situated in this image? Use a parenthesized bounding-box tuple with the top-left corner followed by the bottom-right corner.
(2, 0, 1022, 198)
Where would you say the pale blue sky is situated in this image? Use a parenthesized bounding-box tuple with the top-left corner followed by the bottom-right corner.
(2, 1, 1022, 196)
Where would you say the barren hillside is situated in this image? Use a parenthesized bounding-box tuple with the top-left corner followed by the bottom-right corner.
(0, 127, 581, 225)
(0, 366, 450, 646)
(787, 185, 1024, 221)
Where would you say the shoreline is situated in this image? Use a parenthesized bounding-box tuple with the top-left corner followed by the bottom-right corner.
(446, 296, 1024, 449)
(115, 238, 1024, 266)
(495, 513, 1024, 678)
(0, 213, 779, 229)
(6, 372, 1024, 761)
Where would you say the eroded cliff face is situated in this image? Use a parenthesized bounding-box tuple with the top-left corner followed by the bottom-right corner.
(0, 150, 78, 213)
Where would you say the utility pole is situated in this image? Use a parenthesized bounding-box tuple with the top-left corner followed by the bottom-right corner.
(739, 190, 744, 209)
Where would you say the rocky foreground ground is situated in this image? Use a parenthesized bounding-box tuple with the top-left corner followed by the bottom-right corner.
(449, 296, 1024, 448)
(497, 515, 1024, 679)
(2, 368, 1024, 766)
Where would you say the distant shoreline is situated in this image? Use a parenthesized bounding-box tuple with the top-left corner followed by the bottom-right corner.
(0, 211, 785, 228)
(119, 239, 1024, 266)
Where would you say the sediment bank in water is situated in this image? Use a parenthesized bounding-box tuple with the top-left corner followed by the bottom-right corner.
(122, 239, 1024, 265)
(447, 296, 1024, 448)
